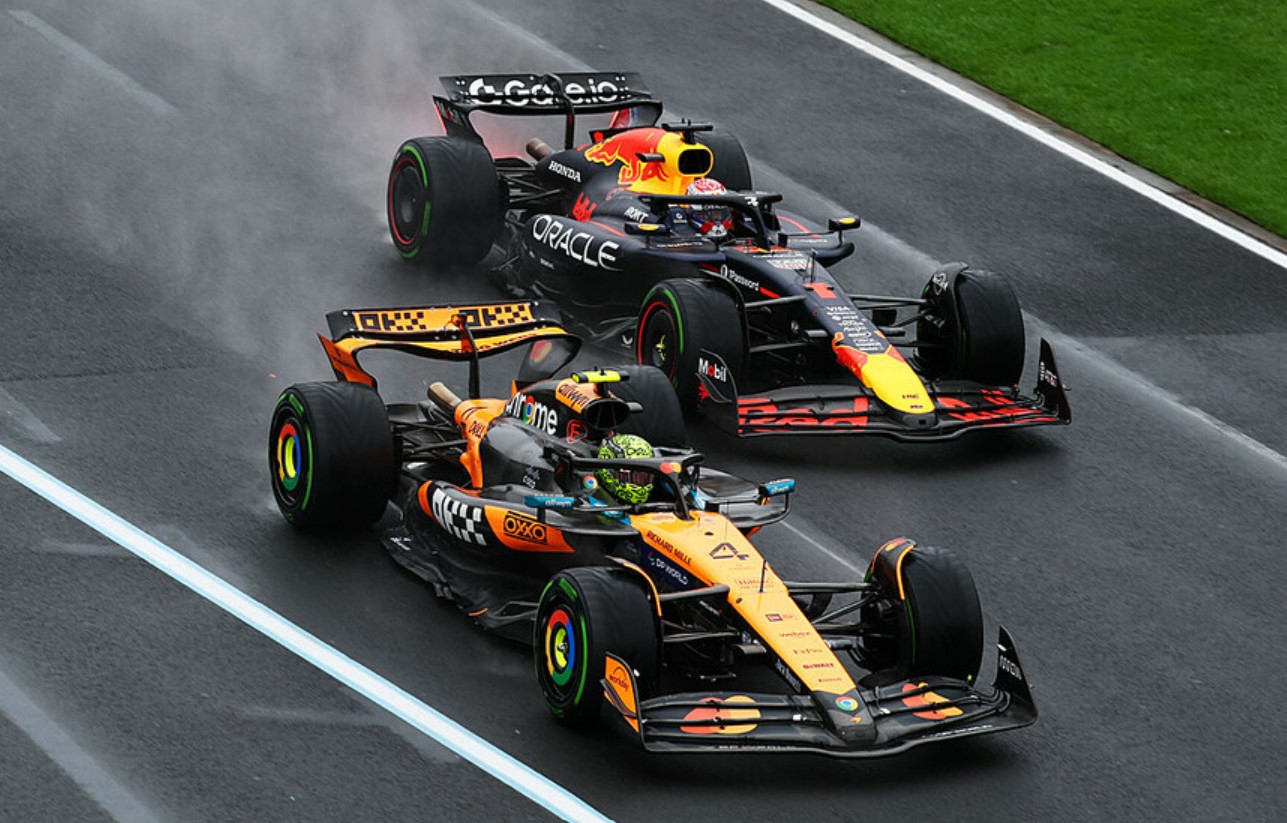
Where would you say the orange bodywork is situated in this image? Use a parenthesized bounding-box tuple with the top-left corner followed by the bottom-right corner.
(454, 398, 505, 488)
(632, 511, 857, 696)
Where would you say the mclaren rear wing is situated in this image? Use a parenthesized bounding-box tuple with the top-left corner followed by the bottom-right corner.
(319, 300, 577, 393)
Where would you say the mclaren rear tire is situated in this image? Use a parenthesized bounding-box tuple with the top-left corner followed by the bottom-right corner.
(386, 136, 502, 267)
(268, 382, 397, 531)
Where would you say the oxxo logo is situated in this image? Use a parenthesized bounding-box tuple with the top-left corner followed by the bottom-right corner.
(502, 512, 547, 543)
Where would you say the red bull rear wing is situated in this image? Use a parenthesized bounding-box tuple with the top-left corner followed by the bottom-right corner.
(434, 72, 662, 144)
(696, 340, 1071, 441)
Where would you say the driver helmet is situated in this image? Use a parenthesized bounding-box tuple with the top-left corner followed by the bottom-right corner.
(596, 434, 654, 504)
(683, 178, 733, 238)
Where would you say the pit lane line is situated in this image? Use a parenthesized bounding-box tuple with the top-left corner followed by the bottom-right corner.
(755, 0, 1287, 272)
(0, 443, 614, 823)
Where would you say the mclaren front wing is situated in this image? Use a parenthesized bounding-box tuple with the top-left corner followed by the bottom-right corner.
(601, 628, 1037, 757)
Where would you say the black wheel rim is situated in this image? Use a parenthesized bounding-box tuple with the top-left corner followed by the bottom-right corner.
(389, 155, 426, 246)
(639, 304, 678, 379)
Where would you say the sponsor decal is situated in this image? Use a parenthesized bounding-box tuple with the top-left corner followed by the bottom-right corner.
(901, 683, 964, 720)
(584, 130, 671, 188)
(502, 511, 546, 543)
(698, 355, 728, 383)
(802, 662, 837, 670)
(547, 160, 582, 183)
(930, 270, 950, 294)
(529, 214, 621, 270)
(429, 488, 486, 546)
(1038, 361, 1060, 389)
(504, 392, 559, 435)
(645, 551, 691, 588)
(521, 465, 541, 489)
(768, 255, 811, 270)
(572, 193, 597, 222)
(835, 696, 859, 711)
(566, 419, 588, 444)
(464, 75, 624, 107)
(716, 264, 759, 291)
(680, 696, 760, 735)
(774, 658, 803, 691)
(555, 380, 596, 413)
(353, 304, 532, 334)
(998, 653, 1023, 681)
(623, 205, 651, 222)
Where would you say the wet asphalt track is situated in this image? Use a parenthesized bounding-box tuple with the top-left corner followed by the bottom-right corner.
(1, 0, 1285, 820)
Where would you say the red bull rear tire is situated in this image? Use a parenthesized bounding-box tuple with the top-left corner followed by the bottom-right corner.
(386, 136, 502, 267)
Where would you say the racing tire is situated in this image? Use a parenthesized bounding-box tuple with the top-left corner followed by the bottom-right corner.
(604, 365, 687, 447)
(386, 136, 502, 267)
(695, 129, 753, 191)
(636, 278, 746, 411)
(534, 566, 660, 727)
(268, 382, 397, 531)
(916, 265, 1025, 387)
(864, 544, 983, 684)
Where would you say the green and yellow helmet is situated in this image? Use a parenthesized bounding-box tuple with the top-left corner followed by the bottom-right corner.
(596, 434, 654, 504)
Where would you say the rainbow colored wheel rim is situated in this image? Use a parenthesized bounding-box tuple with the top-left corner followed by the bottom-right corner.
(543, 607, 577, 688)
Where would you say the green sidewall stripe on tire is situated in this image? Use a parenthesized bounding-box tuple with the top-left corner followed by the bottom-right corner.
(397, 145, 431, 257)
(572, 612, 589, 706)
(658, 289, 684, 353)
(300, 426, 314, 511)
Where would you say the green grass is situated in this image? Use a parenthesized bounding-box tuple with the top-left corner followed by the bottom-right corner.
(818, 0, 1287, 237)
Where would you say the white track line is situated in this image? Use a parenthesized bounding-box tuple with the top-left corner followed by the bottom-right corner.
(755, 0, 1287, 272)
(8, 11, 177, 118)
(0, 443, 613, 823)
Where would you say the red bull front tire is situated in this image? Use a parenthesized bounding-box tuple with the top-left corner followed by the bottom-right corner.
(916, 264, 1026, 387)
(636, 278, 746, 410)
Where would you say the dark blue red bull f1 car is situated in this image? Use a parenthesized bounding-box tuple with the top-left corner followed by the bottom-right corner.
(385, 71, 1071, 441)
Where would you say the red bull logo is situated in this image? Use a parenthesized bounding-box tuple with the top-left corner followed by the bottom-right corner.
(584, 128, 670, 188)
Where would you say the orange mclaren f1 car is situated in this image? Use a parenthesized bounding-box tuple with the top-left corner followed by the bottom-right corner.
(268, 300, 1037, 756)
(385, 71, 1070, 440)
